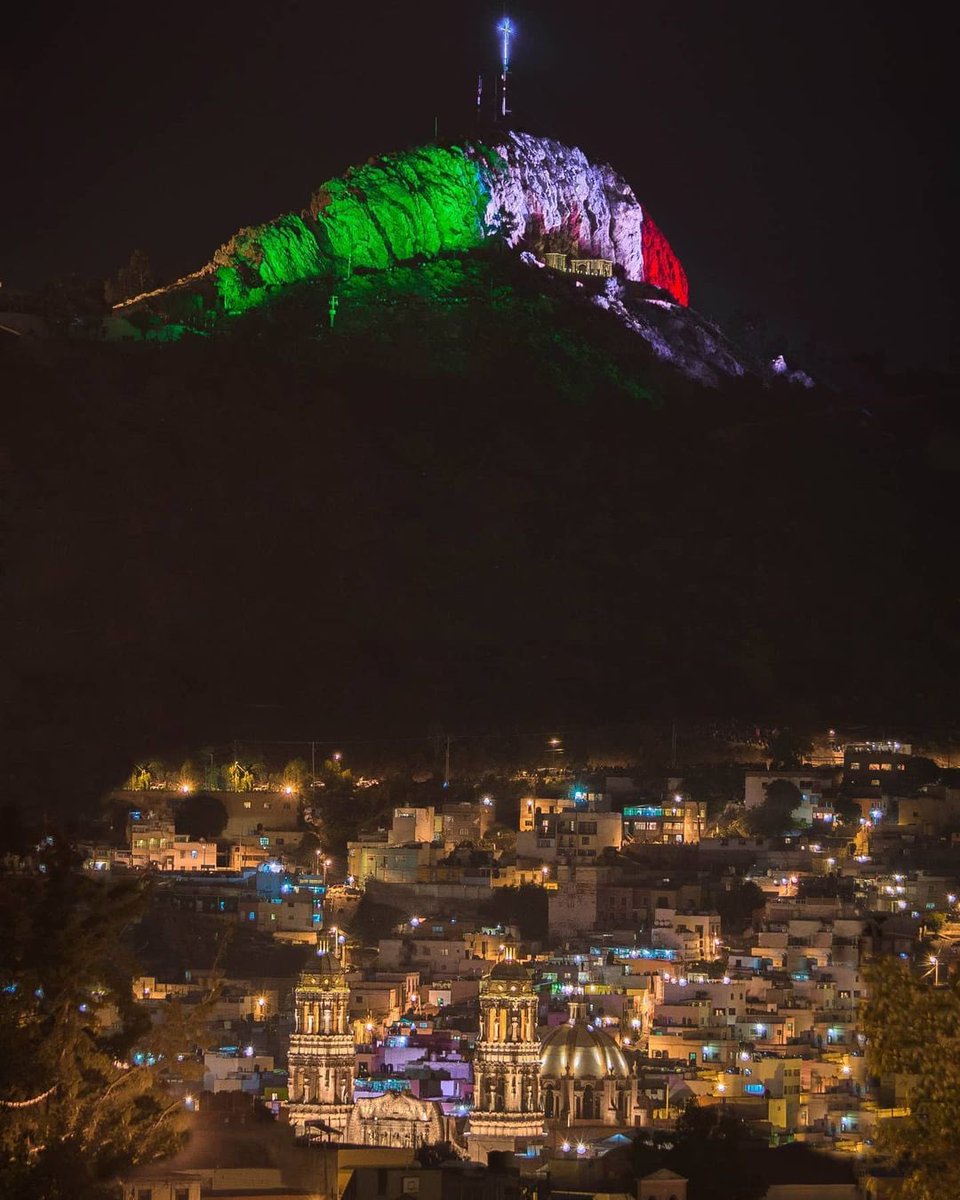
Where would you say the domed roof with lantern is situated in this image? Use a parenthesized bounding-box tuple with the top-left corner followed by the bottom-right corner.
(297, 929, 347, 990)
(482, 939, 534, 993)
(540, 1003, 631, 1079)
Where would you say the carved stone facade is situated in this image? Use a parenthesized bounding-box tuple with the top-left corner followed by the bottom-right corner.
(287, 936, 355, 1139)
(342, 1089, 447, 1149)
(466, 944, 544, 1162)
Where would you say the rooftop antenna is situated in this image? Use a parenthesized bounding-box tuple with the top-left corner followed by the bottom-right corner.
(496, 14, 515, 121)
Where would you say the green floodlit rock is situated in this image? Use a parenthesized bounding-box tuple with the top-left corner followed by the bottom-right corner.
(313, 145, 488, 267)
(214, 145, 489, 314)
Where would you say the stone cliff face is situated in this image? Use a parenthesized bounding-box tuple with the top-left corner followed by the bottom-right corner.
(472, 133, 688, 305)
(207, 133, 689, 313)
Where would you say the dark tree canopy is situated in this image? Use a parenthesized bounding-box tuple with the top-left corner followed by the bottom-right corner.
(174, 791, 227, 841)
(764, 729, 812, 771)
(748, 778, 801, 837)
(862, 958, 960, 1199)
(478, 885, 548, 941)
(0, 845, 200, 1197)
(715, 879, 766, 935)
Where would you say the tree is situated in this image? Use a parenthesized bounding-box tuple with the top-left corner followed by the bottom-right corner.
(125, 763, 153, 791)
(747, 778, 801, 837)
(414, 1140, 460, 1166)
(764, 729, 812, 770)
(174, 792, 227, 841)
(0, 844, 206, 1197)
(663, 1102, 765, 1200)
(225, 761, 255, 792)
(105, 249, 155, 305)
(288, 830, 322, 869)
(280, 758, 311, 793)
(680, 763, 746, 821)
(478, 885, 548, 941)
(715, 880, 765, 935)
(831, 793, 862, 829)
(861, 957, 960, 1199)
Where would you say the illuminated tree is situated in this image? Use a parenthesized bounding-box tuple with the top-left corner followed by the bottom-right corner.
(862, 957, 960, 1199)
(225, 760, 255, 792)
(125, 763, 153, 791)
(0, 843, 212, 1197)
(280, 758, 311, 792)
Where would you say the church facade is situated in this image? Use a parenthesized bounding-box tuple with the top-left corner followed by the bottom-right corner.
(287, 936, 450, 1148)
(287, 936, 643, 1156)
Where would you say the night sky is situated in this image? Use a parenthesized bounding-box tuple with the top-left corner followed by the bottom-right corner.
(3, 0, 954, 369)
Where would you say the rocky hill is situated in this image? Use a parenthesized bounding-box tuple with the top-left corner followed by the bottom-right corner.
(112, 132, 805, 388)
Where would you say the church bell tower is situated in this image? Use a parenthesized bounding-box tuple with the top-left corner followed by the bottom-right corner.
(467, 941, 544, 1162)
(288, 931, 355, 1139)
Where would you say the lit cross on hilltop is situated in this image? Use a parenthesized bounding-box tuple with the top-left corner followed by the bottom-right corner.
(497, 15, 515, 70)
(497, 15, 515, 118)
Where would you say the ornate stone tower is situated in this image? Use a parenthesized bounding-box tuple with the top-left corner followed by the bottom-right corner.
(288, 932, 355, 1139)
(467, 942, 544, 1162)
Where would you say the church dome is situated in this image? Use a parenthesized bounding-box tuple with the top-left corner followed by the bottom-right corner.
(540, 1019, 630, 1080)
(489, 959, 531, 982)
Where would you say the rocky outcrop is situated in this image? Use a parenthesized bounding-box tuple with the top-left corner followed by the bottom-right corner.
(472, 132, 688, 304)
(203, 133, 689, 313)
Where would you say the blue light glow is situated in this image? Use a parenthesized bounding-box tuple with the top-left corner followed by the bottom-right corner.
(497, 17, 515, 69)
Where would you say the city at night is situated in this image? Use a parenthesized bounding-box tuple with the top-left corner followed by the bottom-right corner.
(2, 4, 957, 1199)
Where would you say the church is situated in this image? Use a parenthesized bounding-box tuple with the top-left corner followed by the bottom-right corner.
(287, 935, 645, 1158)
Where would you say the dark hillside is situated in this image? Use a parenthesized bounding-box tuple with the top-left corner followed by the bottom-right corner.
(4, 259, 958, 810)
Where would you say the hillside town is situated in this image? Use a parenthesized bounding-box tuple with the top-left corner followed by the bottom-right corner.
(4, 730, 958, 1200)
